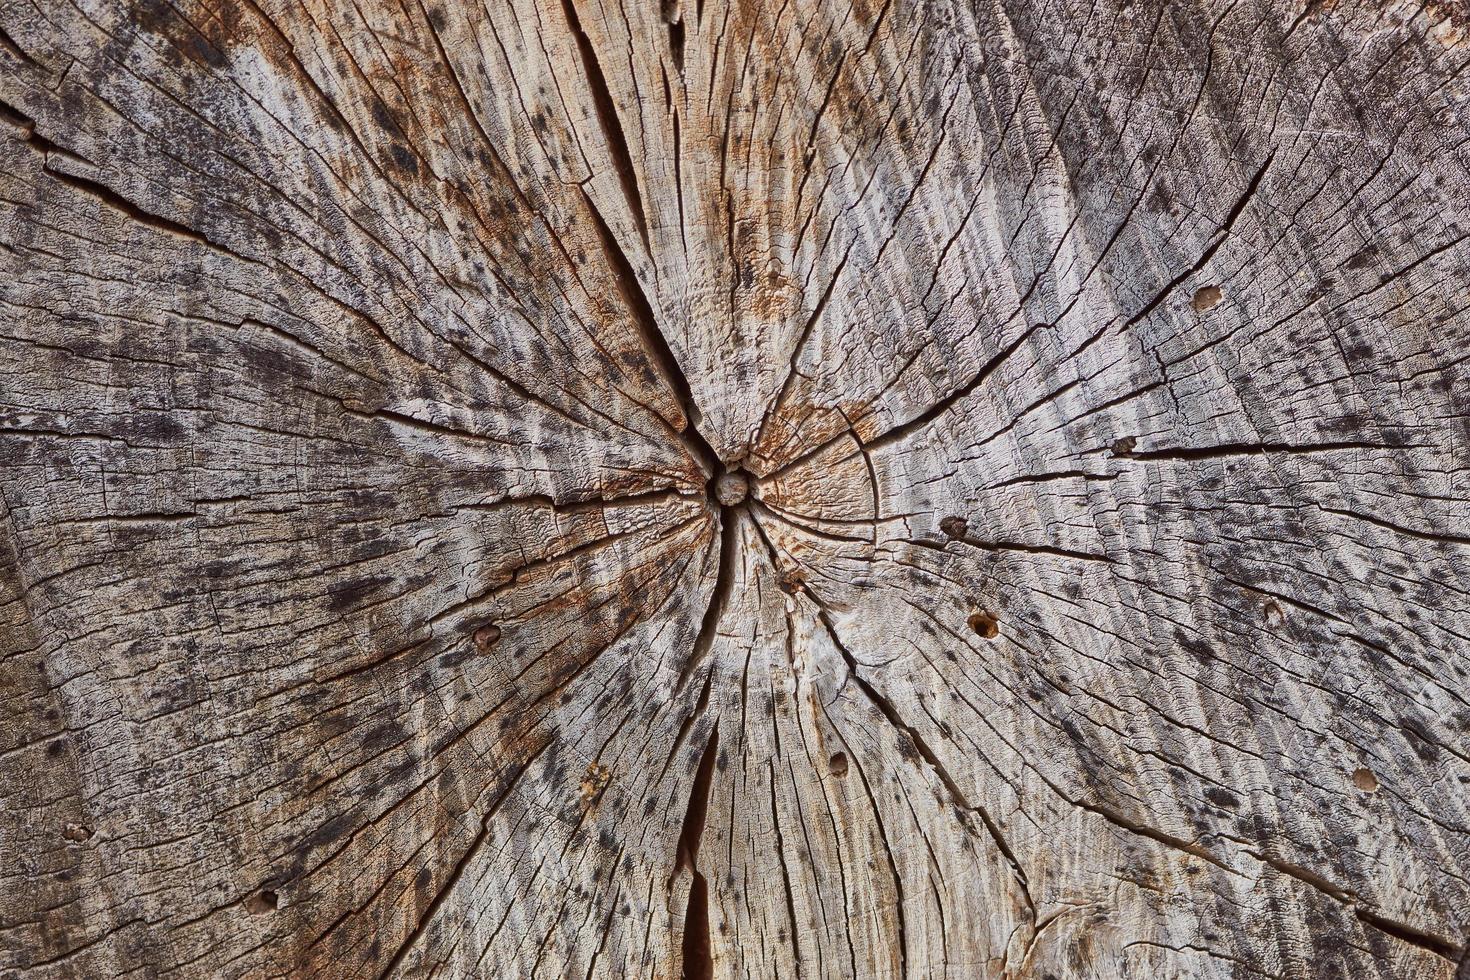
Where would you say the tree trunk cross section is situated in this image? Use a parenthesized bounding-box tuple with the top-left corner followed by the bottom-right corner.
(1, 1, 1468, 978)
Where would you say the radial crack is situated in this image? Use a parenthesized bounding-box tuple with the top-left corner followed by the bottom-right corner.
(748, 513, 1037, 923)
(673, 507, 739, 697)
(675, 728, 720, 980)
(560, 0, 651, 252)
(578, 186, 719, 474)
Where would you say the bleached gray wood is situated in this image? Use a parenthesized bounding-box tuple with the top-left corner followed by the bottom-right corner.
(2, 0, 1469, 977)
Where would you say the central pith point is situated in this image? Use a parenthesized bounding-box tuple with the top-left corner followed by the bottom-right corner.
(713, 470, 750, 506)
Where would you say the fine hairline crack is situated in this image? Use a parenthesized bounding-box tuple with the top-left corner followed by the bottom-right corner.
(745, 512, 1038, 929)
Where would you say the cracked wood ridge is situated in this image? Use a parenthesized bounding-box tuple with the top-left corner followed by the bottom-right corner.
(2, 0, 1470, 977)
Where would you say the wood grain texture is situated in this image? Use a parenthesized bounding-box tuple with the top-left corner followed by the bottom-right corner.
(2, 0, 1469, 977)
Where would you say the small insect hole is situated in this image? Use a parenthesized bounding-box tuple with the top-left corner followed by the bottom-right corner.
(245, 889, 280, 914)
(829, 752, 849, 776)
(967, 610, 999, 639)
(472, 624, 501, 654)
(1191, 285, 1224, 311)
(1351, 767, 1379, 793)
(939, 516, 968, 540)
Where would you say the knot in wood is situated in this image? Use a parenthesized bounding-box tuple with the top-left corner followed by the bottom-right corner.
(713, 471, 749, 506)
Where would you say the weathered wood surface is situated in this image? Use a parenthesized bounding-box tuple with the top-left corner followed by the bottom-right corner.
(3, 0, 1470, 977)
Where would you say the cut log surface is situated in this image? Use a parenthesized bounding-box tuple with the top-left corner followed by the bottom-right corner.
(3, 0, 1470, 977)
